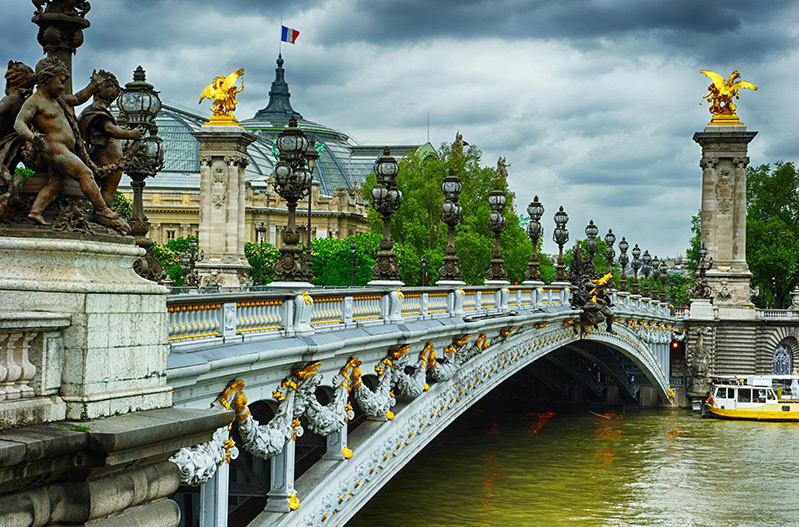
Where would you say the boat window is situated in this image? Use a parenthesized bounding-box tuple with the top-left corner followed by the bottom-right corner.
(715, 387, 727, 398)
(738, 388, 752, 403)
(767, 389, 777, 401)
(756, 389, 767, 403)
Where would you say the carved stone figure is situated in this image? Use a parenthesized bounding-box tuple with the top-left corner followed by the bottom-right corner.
(496, 157, 509, 179)
(687, 326, 714, 395)
(0, 61, 36, 218)
(352, 355, 396, 420)
(77, 69, 144, 207)
(13, 57, 129, 233)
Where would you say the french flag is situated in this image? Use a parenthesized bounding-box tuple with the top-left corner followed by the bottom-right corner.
(281, 26, 300, 44)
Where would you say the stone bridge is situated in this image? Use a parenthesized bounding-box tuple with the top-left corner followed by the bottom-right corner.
(164, 283, 676, 526)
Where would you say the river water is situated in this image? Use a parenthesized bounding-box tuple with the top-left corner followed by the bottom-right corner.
(345, 400, 799, 527)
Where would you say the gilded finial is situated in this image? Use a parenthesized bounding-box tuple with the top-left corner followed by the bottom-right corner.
(199, 68, 245, 127)
(699, 69, 757, 126)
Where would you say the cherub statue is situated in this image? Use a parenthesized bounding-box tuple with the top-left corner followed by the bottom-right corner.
(0, 61, 36, 217)
(78, 70, 144, 207)
(199, 68, 245, 119)
(700, 70, 757, 120)
(14, 57, 129, 233)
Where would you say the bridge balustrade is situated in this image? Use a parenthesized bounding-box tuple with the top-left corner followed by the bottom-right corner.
(0, 312, 71, 429)
(165, 284, 576, 347)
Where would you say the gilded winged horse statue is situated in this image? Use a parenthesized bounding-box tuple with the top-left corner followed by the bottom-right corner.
(699, 70, 757, 125)
(199, 68, 245, 124)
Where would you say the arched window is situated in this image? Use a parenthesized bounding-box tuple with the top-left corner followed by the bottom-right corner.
(773, 344, 792, 375)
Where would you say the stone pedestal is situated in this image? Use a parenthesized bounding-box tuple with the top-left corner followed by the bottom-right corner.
(192, 127, 257, 288)
(689, 298, 715, 320)
(693, 128, 757, 310)
(0, 237, 171, 420)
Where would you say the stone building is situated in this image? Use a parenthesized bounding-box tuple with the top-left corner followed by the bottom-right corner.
(120, 55, 426, 247)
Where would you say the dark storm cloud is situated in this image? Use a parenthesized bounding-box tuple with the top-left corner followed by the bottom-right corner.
(321, 0, 789, 44)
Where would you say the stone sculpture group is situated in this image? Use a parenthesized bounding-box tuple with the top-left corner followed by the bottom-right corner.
(0, 57, 140, 235)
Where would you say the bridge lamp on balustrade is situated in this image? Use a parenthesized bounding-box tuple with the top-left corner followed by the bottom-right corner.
(439, 169, 463, 282)
(604, 229, 616, 274)
(486, 186, 508, 282)
(650, 255, 661, 299)
(118, 66, 165, 281)
(304, 140, 321, 282)
(617, 237, 629, 292)
(631, 243, 642, 295)
(659, 261, 669, 302)
(370, 148, 402, 282)
(641, 250, 652, 297)
(585, 220, 599, 264)
(553, 206, 569, 282)
(525, 196, 545, 281)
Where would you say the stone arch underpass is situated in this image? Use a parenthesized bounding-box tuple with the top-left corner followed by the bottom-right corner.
(167, 299, 674, 527)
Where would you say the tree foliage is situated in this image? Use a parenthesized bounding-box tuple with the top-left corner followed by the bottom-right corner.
(245, 240, 281, 285)
(746, 162, 799, 308)
(361, 142, 538, 285)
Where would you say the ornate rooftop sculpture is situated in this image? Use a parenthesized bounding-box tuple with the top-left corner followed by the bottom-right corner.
(199, 68, 245, 126)
(700, 70, 757, 126)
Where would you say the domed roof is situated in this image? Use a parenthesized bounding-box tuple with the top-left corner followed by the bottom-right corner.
(122, 55, 422, 195)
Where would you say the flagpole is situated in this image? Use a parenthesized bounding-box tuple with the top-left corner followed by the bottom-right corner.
(279, 17, 283, 54)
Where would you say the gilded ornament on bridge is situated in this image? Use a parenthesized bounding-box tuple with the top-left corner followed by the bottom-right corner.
(199, 68, 245, 126)
(699, 70, 757, 126)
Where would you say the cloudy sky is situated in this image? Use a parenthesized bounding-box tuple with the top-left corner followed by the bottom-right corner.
(3, 0, 798, 257)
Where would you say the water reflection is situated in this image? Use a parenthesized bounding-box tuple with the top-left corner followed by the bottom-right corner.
(346, 400, 799, 527)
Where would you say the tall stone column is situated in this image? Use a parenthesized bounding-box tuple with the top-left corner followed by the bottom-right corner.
(191, 128, 257, 288)
(693, 129, 757, 318)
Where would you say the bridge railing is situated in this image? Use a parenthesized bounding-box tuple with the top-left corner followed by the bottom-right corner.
(0, 311, 71, 429)
(166, 284, 675, 347)
(757, 309, 799, 320)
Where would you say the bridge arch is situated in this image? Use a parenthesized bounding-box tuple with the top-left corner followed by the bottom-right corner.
(756, 325, 799, 373)
(253, 322, 672, 527)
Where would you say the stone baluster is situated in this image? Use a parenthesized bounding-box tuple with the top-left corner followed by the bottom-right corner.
(1, 333, 23, 399)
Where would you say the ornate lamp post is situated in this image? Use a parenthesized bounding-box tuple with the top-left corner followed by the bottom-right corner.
(350, 241, 357, 287)
(272, 117, 312, 283)
(631, 243, 642, 295)
(439, 169, 463, 283)
(255, 222, 267, 286)
(485, 186, 508, 282)
(585, 220, 599, 270)
(650, 255, 660, 299)
(553, 206, 570, 282)
(181, 237, 204, 287)
(659, 261, 669, 302)
(370, 148, 402, 283)
(618, 237, 629, 292)
(691, 243, 714, 299)
(641, 250, 652, 297)
(118, 66, 165, 282)
(525, 196, 544, 282)
(304, 139, 320, 283)
(604, 229, 616, 275)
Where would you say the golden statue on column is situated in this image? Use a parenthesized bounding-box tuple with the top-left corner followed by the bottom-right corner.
(699, 70, 757, 126)
(199, 68, 245, 126)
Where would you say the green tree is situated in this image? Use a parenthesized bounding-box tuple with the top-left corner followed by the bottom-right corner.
(110, 191, 132, 220)
(152, 235, 199, 285)
(746, 162, 799, 308)
(310, 232, 398, 287)
(362, 142, 533, 285)
(245, 240, 280, 285)
(686, 211, 701, 273)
